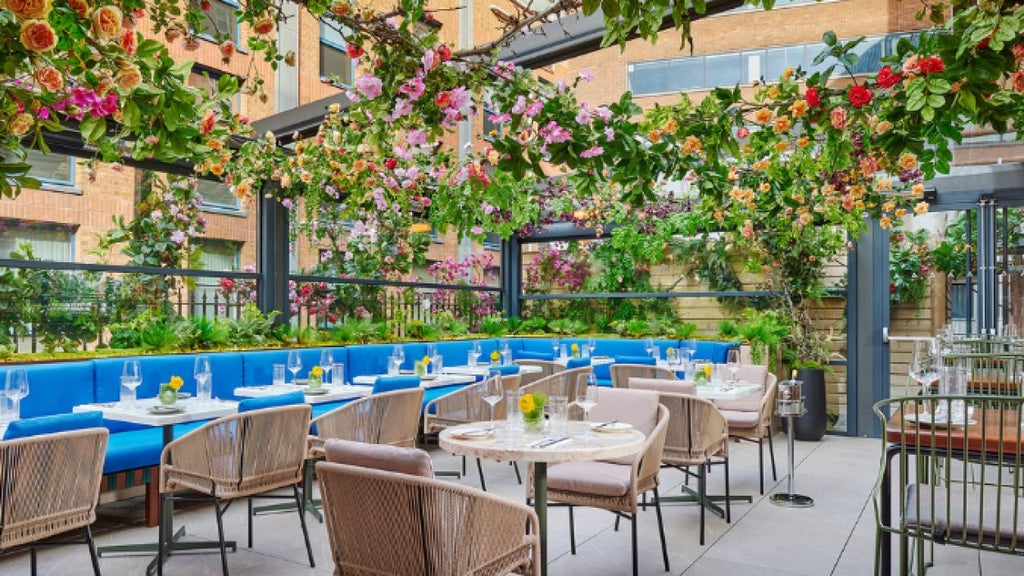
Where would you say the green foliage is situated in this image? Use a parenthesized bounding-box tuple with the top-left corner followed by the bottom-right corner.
(405, 319, 439, 340)
(513, 317, 548, 335)
(547, 318, 588, 336)
(330, 318, 388, 344)
(889, 228, 934, 304)
(613, 318, 651, 338)
(108, 325, 141, 349)
(181, 316, 231, 350)
(140, 318, 181, 352)
(480, 315, 509, 337)
(228, 304, 281, 347)
(733, 308, 792, 365)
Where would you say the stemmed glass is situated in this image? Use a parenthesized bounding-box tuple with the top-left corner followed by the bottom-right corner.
(121, 360, 142, 410)
(393, 345, 405, 366)
(576, 373, 599, 441)
(681, 339, 696, 363)
(482, 369, 504, 431)
(5, 368, 29, 421)
(909, 339, 941, 398)
(194, 356, 212, 403)
(320, 349, 334, 386)
(644, 337, 655, 358)
(552, 338, 561, 359)
(287, 350, 302, 384)
(725, 348, 741, 389)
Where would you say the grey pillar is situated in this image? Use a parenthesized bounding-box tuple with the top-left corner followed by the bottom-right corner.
(976, 198, 997, 335)
(853, 218, 890, 437)
(258, 192, 290, 324)
(502, 235, 521, 318)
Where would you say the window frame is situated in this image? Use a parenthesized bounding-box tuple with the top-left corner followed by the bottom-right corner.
(194, 0, 241, 46)
(319, 21, 355, 86)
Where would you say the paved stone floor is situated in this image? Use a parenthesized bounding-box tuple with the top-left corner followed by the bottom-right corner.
(3, 434, 1021, 575)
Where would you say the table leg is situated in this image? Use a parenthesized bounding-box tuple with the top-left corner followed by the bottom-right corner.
(879, 444, 898, 576)
(534, 462, 548, 576)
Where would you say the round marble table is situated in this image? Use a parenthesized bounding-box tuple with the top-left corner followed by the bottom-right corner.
(440, 422, 645, 576)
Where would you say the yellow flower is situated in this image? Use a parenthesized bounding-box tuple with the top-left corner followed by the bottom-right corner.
(789, 100, 808, 118)
(914, 201, 929, 215)
(490, 349, 501, 361)
(422, 355, 431, 366)
(311, 366, 323, 378)
(898, 153, 917, 171)
(681, 135, 702, 156)
(169, 376, 184, 391)
(782, 67, 795, 81)
(571, 343, 579, 351)
(519, 393, 536, 414)
(703, 364, 712, 377)
(752, 107, 774, 125)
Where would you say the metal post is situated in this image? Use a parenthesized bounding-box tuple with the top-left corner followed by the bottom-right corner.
(258, 187, 290, 325)
(501, 236, 522, 318)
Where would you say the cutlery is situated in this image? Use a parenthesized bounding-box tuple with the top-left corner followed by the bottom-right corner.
(594, 420, 619, 429)
(528, 436, 569, 448)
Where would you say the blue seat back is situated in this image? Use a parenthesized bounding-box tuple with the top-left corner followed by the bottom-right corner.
(7, 362, 96, 421)
(238, 391, 306, 413)
(3, 410, 104, 440)
(693, 341, 739, 363)
(565, 357, 591, 370)
(371, 375, 421, 394)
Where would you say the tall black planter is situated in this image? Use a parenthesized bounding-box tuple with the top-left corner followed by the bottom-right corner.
(794, 368, 827, 441)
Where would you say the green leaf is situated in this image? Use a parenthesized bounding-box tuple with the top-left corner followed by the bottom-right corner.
(906, 91, 927, 112)
(122, 100, 141, 128)
(79, 116, 107, 143)
(927, 78, 951, 94)
(822, 31, 837, 46)
(927, 94, 945, 108)
(921, 106, 935, 122)
(582, 0, 600, 15)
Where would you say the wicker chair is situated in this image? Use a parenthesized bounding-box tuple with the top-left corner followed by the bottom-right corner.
(424, 372, 522, 490)
(515, 359, 559, 386)
(530, 388, 670, 576)
(309, 387, 424, 458)
(611, 364, 678, 388)
(717, 373, 778, 494)
(0, 428, 108, 576)
(157, 404, 315, 576)
(519, 365, 593, 401)
(317, 442, 541, 576)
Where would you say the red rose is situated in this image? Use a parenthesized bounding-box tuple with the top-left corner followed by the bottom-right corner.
(848, 85, 872, 108)
(201, 0, 211, 11)
(736, 126, 750, 139)
(120, 29, 137, 56)
(252, 17, 275, 36)
(384, 158, 398, 170)
(919, 57, 944, 74)
(437, 45, 452, 61)
(219, 41, 235, 62)
(346, 44, 364, 58)
(219, 278, 235, 292)
(876, 65, 902, 89)
(805, 87, 820, 108)
(435, 91, 452, 108)
(889, 283, 896, 294)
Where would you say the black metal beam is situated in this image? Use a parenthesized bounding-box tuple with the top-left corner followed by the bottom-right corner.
(926, 163, 1024, 210)
(521, 290, 778, 299)
(0, 258, 259, 280)
(517, 222, 621, 243)
(258, 188, 290, 324)
(250, 93, 353, 146)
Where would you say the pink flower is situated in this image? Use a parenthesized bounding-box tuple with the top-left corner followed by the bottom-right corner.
(355, 73, 383, 100)
(471, 226, 483, 234)
(170, 230, 186, 244)
(399, 76, 425, 100)
(406, 128, 428, 147)
(281, 198, 294, 209)
(578, 69, 594, 82)
(525, 101, 543, 117)
(580, 146, 603, 158)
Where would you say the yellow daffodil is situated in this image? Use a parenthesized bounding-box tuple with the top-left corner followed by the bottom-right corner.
(311, 366, 323, 378)
(703, 364, 712, 377)
(519, 393, 536, 414)
(169, 376, 184, 391)
(422, 355, 431, 366)
(490, 350, 501, 361)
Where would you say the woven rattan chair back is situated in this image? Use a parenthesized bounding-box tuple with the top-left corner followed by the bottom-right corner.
(873, 394, 1024, 574)
(520, 365, 592, 401)
(611, 364, 677, 388)
(310, 387, 423, 457)
(657, 393, 728, 467)
(317, 460, 541, 576)
(514, 359, 559, 386)
(0, 428, 108, 550)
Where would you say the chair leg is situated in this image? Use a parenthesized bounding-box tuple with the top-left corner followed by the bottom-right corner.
(86, 525, 102, 576)
(699, 464, 707, 546)
(293, 484, 316, 568)
(652, 487, 669, 572)
(157, 494, 166, 576)
(30, 546, 37, 576)
(723, 458, 732, 524)
(767, 426, 778, 481)
(568, 505, 576, 554)
(614, 514, 621, 531)
(214, 499, 230, 576)
(630, 513, 638, 576)
(512, 461, 522, 484)
(476, 458, 487, 492)
(757, 434, 765, 494)
(247, 498, 254, 548)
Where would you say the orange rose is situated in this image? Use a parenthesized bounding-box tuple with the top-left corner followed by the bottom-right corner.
(120, 29, 136, 55)
(67, 0, 89, 18)
(184, 36, 200, 51)
(115, 64, 142, 91)
(19, 19, 57, 52)
(829, 107, 847, 130)
(252, 17, 275, 36)
(34, 66, 62, 92)
(8, 113, 34, 136)
(1012, 71, 1024, 94)
(4, 0, 51, 19)
(91, 4, 122, 41)
(219, 41, 235, 62)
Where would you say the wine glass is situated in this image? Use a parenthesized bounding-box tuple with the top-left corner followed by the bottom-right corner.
(575, 373, 599, 441)
(681, 339, 696, 363)
(552, 338, 561, 358)
(482, 370, 504, 431)
(320, 349, 334, 386)
(393, 345, 405, 364)
(287, 350, 302, 384)
(725, 348, 741, 388)
(121, 360, 142, 409)
(5, 368, 29, 421)
(909, 339, 941, 398)
(194, 356, 212, 403)
(644, 337, 655, 358)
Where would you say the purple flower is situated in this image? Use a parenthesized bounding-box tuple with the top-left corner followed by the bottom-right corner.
(511, 96, 526, 115)
(407, 128, 428, 147)
(605, 127, 615, 141)
(471, 226, 483, 234)
(422, 50, 436, 72)
(578, 69, 594, 82)
(170, 230, 186, 244)
(355, 73, 383, 100)
(281, 198, 294, 209)
(580, 146, 604, 158)
(594, 106, 613, 123)
(575, 105, 592, 125)
(525, 101, 544, 117)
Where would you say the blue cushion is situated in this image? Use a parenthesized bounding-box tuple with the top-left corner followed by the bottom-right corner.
(238, 391, 306, 413)
(3, 410, 104, 440)
(615, 355, 657, 366)
(104, 428, 164, 474)
(491, 364, 521, 375)
(516, 350, 555, 361)
(11, 361, 96, 421)
(371, 375, 421, 395)
(345, 344, 399, 378)
(693, 341, 738, 363)
(565, 357, 591, 370)
(422, 384, 470, 412)
(241, 348, 344, 388)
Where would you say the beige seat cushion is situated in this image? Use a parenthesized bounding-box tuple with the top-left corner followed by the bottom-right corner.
(720, 409, 759, 429)
(629, 378, 696, 396)
(324, 439, 433, 478)
(547, 461, 632, 497)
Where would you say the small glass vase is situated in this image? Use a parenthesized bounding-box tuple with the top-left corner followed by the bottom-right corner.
(308, 376, 322, 390)
(523, 415, 544, 434)
(158, 384, 178, 406)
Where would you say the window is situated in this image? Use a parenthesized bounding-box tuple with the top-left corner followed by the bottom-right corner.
(188, 66, 240, 112)
(320, 21, 354, 85)
(3, 148, 75, 187)
(196, 178, 240, 211)
(483, 232, 501, 250)
(482, 107, 504, 141)
(192, 239, 239, 317)
(196, 0, 239, 44)
(0, 220, 74, 262)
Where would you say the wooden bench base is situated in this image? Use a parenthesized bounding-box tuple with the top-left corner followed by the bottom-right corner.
(101, 468, 160, 527)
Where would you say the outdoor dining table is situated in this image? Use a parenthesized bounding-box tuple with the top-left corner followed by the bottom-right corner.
(233, 383, 373, 403)
(73, 397, 239, 575)
(693, 382, 762, 400)
(552, 355, 614, 367)
(440, 421, 645, 576)
(878, 405, 1024, 576)
(351, 372, 476, 388)
(442, 364, 543, 377)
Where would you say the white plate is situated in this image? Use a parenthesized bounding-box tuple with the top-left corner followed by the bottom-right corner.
(451, 427, 494, 440)
(148, 405, 185, 415)
(421, 374, 438, 381)
(303, 387, 329, 395)
(591, 422, 633, 433)
(904, 413, 975, 428)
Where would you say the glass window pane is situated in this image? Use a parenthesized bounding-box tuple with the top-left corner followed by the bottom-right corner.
(0, 220, 73, 262)
(629, 61, 670, 95)
(764, 46, 805, 81)
(704, 53, 740, 89)
(670, 58, 704, 91)
(850, 37, 884, 74)
(199, 1, 238, 43)
(20, 148, 74, 185)
(320, 43, 353, 85)
(804, 42, 829, 74)
(740, 51, 764, 84)
(196, 179, 239, 209)
(320, 21, 347, 46)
